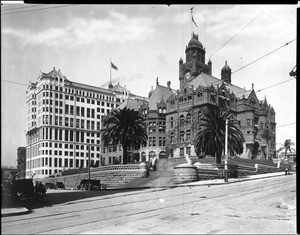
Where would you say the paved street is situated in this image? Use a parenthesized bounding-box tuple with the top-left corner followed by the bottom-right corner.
(1, 174, 296, 234)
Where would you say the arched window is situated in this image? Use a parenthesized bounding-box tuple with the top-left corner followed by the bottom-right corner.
(250, 98, 256, 107)
(186, 113, 191, 124)
(180, 115, 184, 125)
(170, 132, 174, 143)
(141, 152, 146, 162)
(180, 130, 185, 142)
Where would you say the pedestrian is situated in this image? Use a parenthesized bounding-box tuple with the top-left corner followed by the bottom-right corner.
(285, 168, 289, 175)
(149, 158, 153, 171)
(152, 157, 157, 171)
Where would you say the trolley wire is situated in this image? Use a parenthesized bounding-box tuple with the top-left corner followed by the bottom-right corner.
(208, 11, 263, 60)
(232, 39, 296, 74)
(1, 4, 78, 15)
(1, 4, 45, 12)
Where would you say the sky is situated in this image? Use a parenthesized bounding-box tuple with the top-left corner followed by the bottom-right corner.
(1, 3, 297, 166)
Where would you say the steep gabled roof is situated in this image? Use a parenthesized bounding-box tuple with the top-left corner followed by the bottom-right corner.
(148, 85, 174, 110)
(188, 72, 252, 99)
(117, 98, 143, 111)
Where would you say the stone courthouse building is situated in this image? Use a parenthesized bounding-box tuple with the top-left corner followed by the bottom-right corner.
(165, 33, 276, 160)
(103, 33, 276, 162)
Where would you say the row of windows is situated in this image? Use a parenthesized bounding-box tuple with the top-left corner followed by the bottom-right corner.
(168, 147, 191, 157)
(148, 137, 166, 147)
(27, 157, 97, 170)
(170, 130, 191, 143)
(39, 86, 115, 102)
(103, 145, 122, 153)
(170, 111, 203, 128)
(36, 106, 109, 117)
(40, 115, 102, 130)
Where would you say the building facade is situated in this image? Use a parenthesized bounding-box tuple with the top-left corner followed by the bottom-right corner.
(25, 68, 142, 179)
(101, 33, 276, 162)
(165, 33, 276, 160)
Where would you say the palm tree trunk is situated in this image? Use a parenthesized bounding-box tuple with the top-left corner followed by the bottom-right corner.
(266, 141, 268, 159)
(216, 152, 222, 164)
(122, 143, 128, 164)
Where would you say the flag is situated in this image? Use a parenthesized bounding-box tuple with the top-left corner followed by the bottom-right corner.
(111, 61, 118, 71)
(190, 7, 198, 27)
(192, 16, 198, 27)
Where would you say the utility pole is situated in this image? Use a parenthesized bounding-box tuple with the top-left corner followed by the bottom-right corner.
(224, 119, 228, 182)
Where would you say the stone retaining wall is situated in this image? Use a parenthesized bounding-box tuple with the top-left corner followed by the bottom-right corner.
(39, 163, 148, 189)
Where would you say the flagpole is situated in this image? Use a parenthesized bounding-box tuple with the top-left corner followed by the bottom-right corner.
(110, 59, 112, 87)
(190, 8, 193, 37)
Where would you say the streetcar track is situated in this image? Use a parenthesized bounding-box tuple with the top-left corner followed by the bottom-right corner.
(2, 176, 292, 227)
(5, 182, 291, 234)
(2, 175, 294, 233)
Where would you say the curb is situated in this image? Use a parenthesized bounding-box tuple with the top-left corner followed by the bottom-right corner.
(174, 172, 292, 188)
(1, 207, 31, 217)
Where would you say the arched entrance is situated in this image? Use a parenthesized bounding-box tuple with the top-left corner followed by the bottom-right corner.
(159, 151, 167, 159)
(141, 152, 146, 162)
(149, 151, 156, 161)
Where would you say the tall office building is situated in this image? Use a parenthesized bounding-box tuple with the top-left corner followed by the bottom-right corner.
(25, 68, 142, 179)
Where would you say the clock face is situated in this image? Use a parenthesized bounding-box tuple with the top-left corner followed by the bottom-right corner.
(185, 71, 191, 79)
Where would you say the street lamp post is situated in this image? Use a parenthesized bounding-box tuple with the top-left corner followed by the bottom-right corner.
(224, 119, 228, 182)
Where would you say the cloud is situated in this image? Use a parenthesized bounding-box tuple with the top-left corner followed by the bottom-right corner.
(2, 11, 156, 47)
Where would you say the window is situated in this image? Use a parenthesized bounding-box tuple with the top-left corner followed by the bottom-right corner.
(180, 131, 185, 142)
(65, 130, 69, 141)
(186, 147, 191, 155)
(247, 119, 250, 126)
(170, 133, 174, 143)
(170, 117, 173, 128)
(180, 115, 184, 125)
(186, 113, 191, 124)
(180, 148, 184, 157)
(186, 130, 191, 141)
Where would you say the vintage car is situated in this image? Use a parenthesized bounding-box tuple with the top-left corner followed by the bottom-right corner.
(77, 179, 101, 190)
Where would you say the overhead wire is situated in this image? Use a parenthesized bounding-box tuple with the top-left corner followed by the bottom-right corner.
(207, 11, 263, 60)
(1, 4, 45, 12)
(276, 122, 296, 128)
(232, 39, 296, 74)
(1, 4, 78, 15)
(256, 78, 295, 92)
(1, 79, 29, 87)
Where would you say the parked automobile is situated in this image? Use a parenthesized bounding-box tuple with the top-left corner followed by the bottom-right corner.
(77, 179, 101, 190)
(45, 183, 55, 189)
(55, 182, 65, 189)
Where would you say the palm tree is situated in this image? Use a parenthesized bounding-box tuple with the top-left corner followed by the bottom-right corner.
(101, 107, 148, 164)
(277, 139, 295, 160)
(194, 108, 245, 164)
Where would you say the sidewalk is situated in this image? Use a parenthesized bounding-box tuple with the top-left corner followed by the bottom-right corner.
(1, 207, 30, 217)
(175, 171, 293, 187)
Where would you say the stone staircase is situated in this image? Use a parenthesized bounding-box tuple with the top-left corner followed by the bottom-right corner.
(121, 159, 188, 188)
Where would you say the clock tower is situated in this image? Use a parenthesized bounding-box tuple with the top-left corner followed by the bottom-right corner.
(179, 33, 212, 89)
